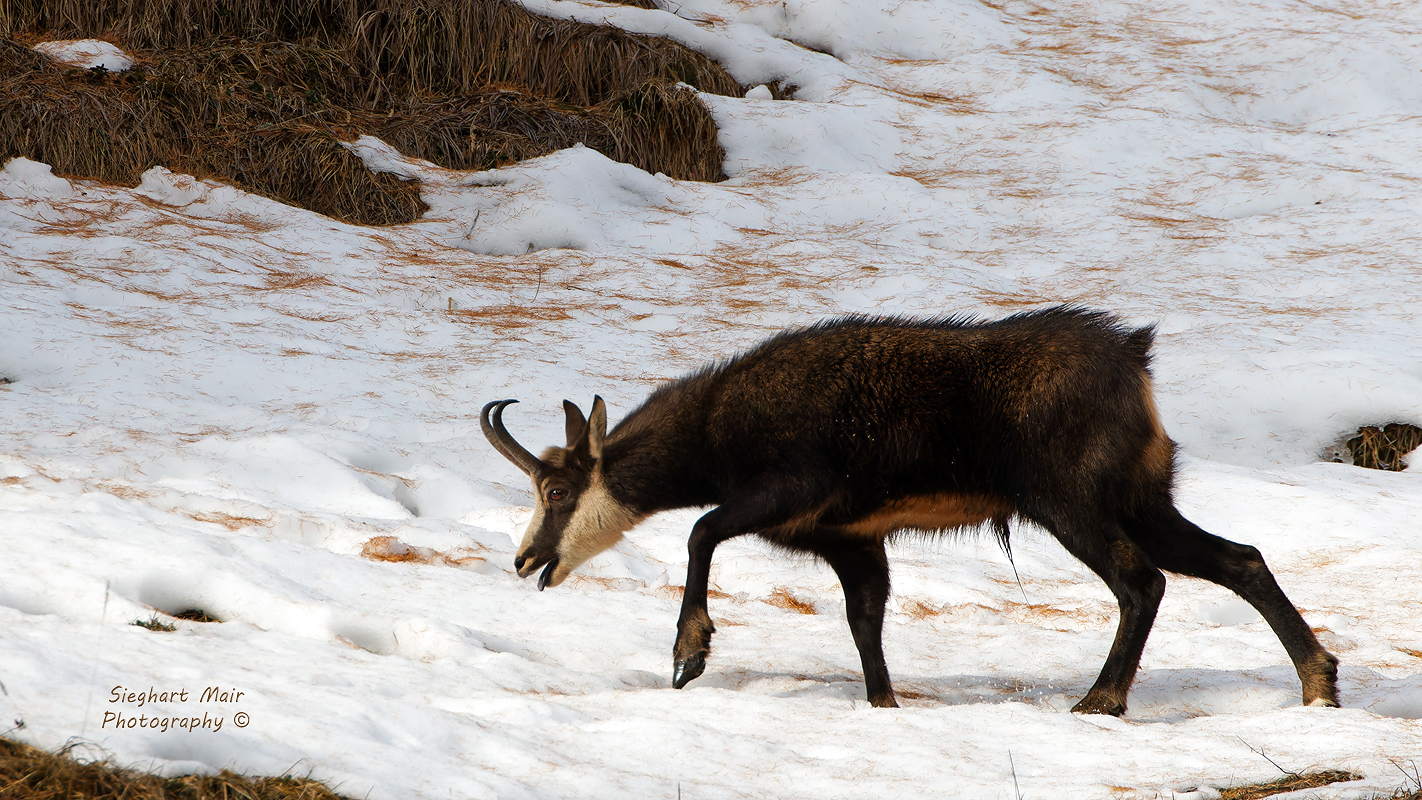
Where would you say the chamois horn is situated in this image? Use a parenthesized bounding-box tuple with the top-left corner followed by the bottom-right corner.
(481, 400, 545, 477)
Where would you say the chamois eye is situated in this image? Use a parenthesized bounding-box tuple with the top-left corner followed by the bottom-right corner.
(547, 487, 568, 502)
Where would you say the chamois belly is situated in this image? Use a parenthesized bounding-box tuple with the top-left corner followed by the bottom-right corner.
(839, 492, 1014, 540)
(760, 492, 1015, 547)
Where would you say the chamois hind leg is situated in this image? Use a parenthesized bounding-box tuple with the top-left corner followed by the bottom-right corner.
(1125, 504, 1339, 708)
(817, 538, 897, 708)
(1044, 512, 1166, 716)
(672, 477, 808, 690)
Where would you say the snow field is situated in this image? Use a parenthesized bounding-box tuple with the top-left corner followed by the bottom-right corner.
(4, 0, 1422, 797)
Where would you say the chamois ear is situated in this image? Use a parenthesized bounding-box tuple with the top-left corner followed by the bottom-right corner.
(588, 396, 607, 460)
(562, 400, 587, 449)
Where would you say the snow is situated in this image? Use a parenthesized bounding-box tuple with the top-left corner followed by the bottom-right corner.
(4, 0, 1422, 798)
(32, 39, 134, 71)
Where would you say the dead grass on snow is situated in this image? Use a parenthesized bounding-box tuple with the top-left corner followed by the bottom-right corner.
(766, 587, 816, 615)
(360, 535, 486, 568)
(0, 736, 356, 799)
(1217, 770, 1361, 800)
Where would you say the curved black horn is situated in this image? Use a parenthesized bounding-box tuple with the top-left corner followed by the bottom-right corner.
(481, 400, 544, 477)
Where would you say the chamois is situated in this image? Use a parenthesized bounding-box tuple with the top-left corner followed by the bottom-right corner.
(482, 307, 1339, 715)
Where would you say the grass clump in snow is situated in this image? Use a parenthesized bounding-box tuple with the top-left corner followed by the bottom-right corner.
(0, 737, 355, 800)
(130, 614, 177, 632)
(766, 587, 816, 614)
(0, 38, 427, 226)
(1345, 423, 1422, 471)
(0, 0, 741, 105)
(1216, 769, 1361, 800)
(0, 0, 740, 223)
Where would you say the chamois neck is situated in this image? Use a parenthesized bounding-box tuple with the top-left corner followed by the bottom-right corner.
(600, 405, 716, 515)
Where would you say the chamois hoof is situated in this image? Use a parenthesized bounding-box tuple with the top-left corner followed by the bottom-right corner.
(672, 654, 706, 689)
(1070, 694, 1125, 716)
(1302, 651, 1340, 708)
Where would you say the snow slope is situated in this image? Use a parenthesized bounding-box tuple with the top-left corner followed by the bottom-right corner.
(3, 0, 1422, 797)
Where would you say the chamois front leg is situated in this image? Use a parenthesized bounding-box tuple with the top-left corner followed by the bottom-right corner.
(673, 514, 729, 688)
(672, 481, 802, 689)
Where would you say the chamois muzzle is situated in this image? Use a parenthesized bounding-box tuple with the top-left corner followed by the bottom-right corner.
(512, 553, 560, 591)
(481, 399, 545, 477)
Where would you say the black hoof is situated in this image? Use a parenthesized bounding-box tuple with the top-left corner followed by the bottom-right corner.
(869, 693, 900, 709)
(1070, 695, 1125, 716)
(673, 653, 706, 689)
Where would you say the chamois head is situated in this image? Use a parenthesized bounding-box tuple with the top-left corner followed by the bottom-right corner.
(481, 397, 639, 590)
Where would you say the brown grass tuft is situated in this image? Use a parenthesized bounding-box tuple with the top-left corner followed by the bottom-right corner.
(899, 599, 943, 619)
(765, 587, 815, 615)
(446, 305, 575, 329)
(0, 38, 425, 225)
(130, 614, 177, 632)
(2, 0, 741, 219)
(170, 609, 220, 622)
(359, 535, 486, 567)
(1216, 770, 1360, 800)
(1342, 423, 1422, 471)
(0, 736, 356, 799)
(188, 511, 269, 530)
(1, 0, 741, 103)
(655, 585, 733, 601)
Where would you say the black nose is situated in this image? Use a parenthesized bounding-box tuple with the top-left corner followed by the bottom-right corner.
(513, 554, 526, 570)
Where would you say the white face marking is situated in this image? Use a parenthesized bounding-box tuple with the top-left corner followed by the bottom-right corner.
(546, 469, 640, 587)
(1307, 697, 1337, 707)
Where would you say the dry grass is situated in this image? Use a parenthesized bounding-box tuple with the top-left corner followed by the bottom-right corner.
(2, 0, 742, 225)
(976, 287, 1088, 309)
(188, 511, 270, 530)
(0, 736, 1400, 800)
(1344, 423, 1422, 471)
(0, 737, 356, 799)
(0, 0, 741, 104)
(0, 38, 425, 225)
(899, 599, 943, 619)
(359, 535, 485, 567)
(655, 585, 734, 602)
(446, 304, 575, 329)
(765, 587, 815, 614)
(1216, 770, 1360, 800)
(130, 614, 177, 632)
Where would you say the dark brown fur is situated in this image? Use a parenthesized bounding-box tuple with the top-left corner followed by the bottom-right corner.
(485, 307, 1339, 714)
